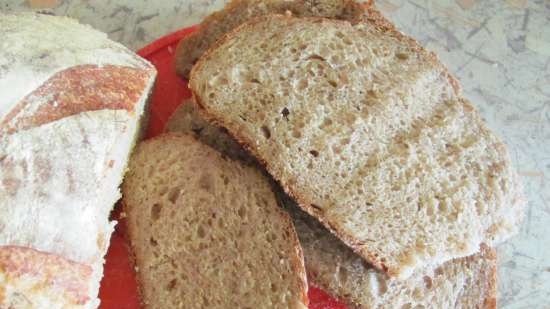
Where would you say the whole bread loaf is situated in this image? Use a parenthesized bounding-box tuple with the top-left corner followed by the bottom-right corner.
(0, 13, 156, 309)
(190, 13, 525, 279)
(166, 99, 498, 309)
(122, 133, 308, 309)
(175, 0, 369, 79)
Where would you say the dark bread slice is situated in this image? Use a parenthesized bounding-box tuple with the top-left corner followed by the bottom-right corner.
(122, 133, 308, 309)
(174, 0, 370, 79)
(189, 13, 525, 278)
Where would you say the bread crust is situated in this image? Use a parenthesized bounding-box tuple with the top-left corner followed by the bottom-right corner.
(0, 246, 93, 307)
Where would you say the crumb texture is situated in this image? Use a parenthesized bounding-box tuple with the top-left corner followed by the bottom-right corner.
(190, 15, 525, 278)
(167, 100, 498, 309)
(175, 0, 367, 78)
(122, 133, 307, 309)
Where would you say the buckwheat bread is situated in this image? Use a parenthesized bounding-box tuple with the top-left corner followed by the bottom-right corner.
(166, 100, 498, 309)
(190, 13, 525, 279)
(122, 134, 308, 309)
(0, 13, 155, 309)
(174, 0, 370, 79)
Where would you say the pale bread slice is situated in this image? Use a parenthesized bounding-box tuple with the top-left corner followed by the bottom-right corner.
(174, 0, 369, 79)
(189, 13, 525, 278)
(166, 99, 498, 309)
(122, 133, 308, 309)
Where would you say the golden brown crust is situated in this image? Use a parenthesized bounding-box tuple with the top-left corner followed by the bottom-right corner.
(0, 245, 92, 306)
(1, 64, 151, 135)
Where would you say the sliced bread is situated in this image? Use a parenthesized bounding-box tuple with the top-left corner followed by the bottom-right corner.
(122, 133, 308, 309)
(174, 0, 369, 79)
(189, 13, 525, 279)
(166, 99, 498, 309)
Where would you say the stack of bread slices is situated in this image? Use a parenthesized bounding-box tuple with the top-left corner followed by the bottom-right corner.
(123, 1, 525, 308)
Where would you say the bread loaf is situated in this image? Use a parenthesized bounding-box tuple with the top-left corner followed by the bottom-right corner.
(175, 0, 369, 79)
(122, 134, 308, 309)
(0, 13, 156, 309)
(189, 13, 525, 279)
(166, 99, 498, 309)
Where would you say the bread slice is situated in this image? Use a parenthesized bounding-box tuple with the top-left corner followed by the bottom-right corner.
(174, 0, 369, 79)
(166, 99, 498, 309)
(190, 13, 525, 279)
(122, 133, 308, 309)
(0, 13, 155, 309)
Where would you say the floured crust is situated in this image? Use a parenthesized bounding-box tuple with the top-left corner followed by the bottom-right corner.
(1, 65, 150, 135)
(0, 246, 93, 309)
(0, 13, 157, 309)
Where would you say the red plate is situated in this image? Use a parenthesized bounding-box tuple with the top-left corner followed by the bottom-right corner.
(98, 26, 348, 309)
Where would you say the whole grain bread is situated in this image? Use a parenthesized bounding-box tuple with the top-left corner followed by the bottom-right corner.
(190, 13, 525, 279)
(122, 133, 308, 309)
(166, 99, 498, 309)
(174, 0, 369, 79)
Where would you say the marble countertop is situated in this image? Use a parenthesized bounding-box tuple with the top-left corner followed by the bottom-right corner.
(3, 0, 549, 308)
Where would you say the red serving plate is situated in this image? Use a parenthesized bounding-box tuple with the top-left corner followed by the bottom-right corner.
(98, 26, 348, 309)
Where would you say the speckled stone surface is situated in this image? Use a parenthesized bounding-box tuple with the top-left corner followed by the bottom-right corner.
(3, 0, 549, 308)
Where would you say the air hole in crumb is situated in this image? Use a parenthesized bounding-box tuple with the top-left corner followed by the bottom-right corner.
(167, 278, 177, 291)
(396, 52, 409, 60)
(250, 78, 261, 84)
(150, 238, 158, 246)
(306, 54, 326, 62)
(423, 276, 433, 289)
(328, 80, 338, 88)
(197, 225, 206, 238)
(310, 204, 323, 212)
(168, 187, 180, 203)
(261, 125, 271, 139)
(309, 150, 319, 157)
(151, 203, 162, 221)
(208, 92, 215, 99)
(191, 127, 204, 136)
(238, 206, 246, 219)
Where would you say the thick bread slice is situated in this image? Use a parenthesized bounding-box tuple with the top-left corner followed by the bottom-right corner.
(122, 134, 308, 309)
(0, 13, 156, 309)
(166, 100, 498, 309)
(175, 0, 369, 79)
(190, 14, 525, 279)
